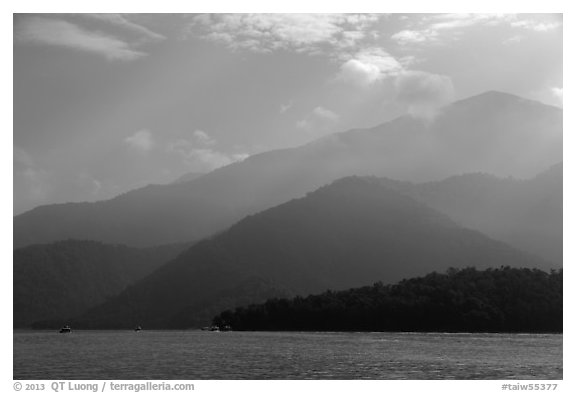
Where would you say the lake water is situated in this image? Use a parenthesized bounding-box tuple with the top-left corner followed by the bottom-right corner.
(13, 330, 562, 380)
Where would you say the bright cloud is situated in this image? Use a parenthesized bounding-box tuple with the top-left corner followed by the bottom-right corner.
(391, 30, 434, 45)
(550, 87, 563, 105)
(339, 59, 383, 86)
(551, 87, 563, 98)
(15, 16, 146, 61)
(532, 22, 562, 32)
(426, 14, 502, 30)
(125, 130, 155, 152)
(188, 13, 384, 55)
(337, 47, 402, 87)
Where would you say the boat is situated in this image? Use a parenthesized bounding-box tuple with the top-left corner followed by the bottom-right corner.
(134, 326, 142, 332)
(59, 325, 72, 333)
(201, 325, 221, 331)
(201, 325, 230, 332)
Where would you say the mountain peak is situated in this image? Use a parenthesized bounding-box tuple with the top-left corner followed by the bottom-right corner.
(476, 90, 522, 99)
(453, 90, 559, 110)
(14, 89, 562, 249)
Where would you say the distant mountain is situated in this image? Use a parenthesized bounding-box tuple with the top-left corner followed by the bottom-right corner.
(69, 177, 549, 329)
(14, 91, 562, 249)
(399, 163, 562, 263)
(214, 267, 562, 333)
(14, 240, 188, 328)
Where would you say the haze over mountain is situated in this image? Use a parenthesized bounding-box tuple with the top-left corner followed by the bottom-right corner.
(66, 176, 548, 329)
(14, 240, 188, 327)
(395, 163, 562, 263)
(171, 172, 206, 184)
(14, 92, 562, 249)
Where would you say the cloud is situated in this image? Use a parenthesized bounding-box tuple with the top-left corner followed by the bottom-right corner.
(427, 14, 502, 30)
(192, 129, 217, 146)
(79, 14, 165, 43)
(391, 14, 561, 47)
(297, 106, 340, 133)
(551, 87, 563, 98)
(14, 147, 110, 213)
(169, 144, 235, 171)
(312, 106, 340, 122)
(187, 13, 383, 55)
(76, 173, 102, 196)
(231, 153, 250, 161)
(13, 147, 51, 205)
(503, 35, 523, 45)
(124, 130, 155, 152)
(15, 16, 146, 61)
(20, 168, 51, 201)
(14, 147, 35, 168)
(510, 19, 562, 32)
(391, 30, 435, 45)
(167, 142, 248, 172)
(280, 101, 293, 114)
(551, 87, 563, 104)
(330, 39, 455, 121)
(394, 71, 455, 121)
(532, 22, 562, 32)
(390, 14, 505, 46)
(167, 130, 248, 172)
(428, 14, 562, 33)
(337, 47, 402, 87)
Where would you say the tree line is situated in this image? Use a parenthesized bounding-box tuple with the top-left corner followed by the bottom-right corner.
(213, 267, 562, 333)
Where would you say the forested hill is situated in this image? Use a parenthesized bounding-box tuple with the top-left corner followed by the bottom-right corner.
(69, 176, 546, 329)
(14, 240, 188, 327)
(213, 267, 562, 333)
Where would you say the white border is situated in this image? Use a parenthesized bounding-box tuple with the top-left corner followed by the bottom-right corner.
(5, 2, 572, 392)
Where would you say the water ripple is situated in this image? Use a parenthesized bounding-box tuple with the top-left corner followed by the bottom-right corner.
(13, 330, 562, 380)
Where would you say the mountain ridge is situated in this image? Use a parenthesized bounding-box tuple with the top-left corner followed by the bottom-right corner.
(62, 175, 550, 329)
(14, 91, 562, 249)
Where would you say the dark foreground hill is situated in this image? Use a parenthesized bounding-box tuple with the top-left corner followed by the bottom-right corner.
(214, 267, 562, 333)
(14, 240, 188, 327)
(14, 91, 562, 249)
(67, 177, 549, 329)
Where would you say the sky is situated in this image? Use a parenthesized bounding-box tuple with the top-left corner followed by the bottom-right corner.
(13, 13, 563, 215)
